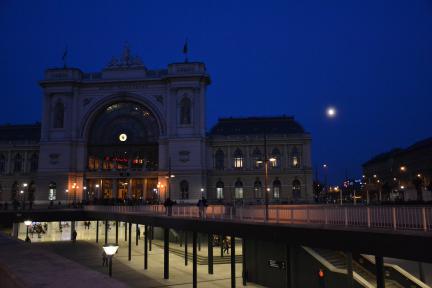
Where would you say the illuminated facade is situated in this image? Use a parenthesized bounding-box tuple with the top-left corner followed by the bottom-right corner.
(0, 47, 313, 204)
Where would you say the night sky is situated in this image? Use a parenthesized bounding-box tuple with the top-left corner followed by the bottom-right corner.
(1, 1, 431, 184)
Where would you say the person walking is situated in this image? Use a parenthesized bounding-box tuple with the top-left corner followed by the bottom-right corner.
(72, 229, 77, 243)
(223, 237, 230, 254)
(164, 197, 174, 216)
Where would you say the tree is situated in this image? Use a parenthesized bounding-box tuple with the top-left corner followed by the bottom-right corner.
(412, 177, 424, 202)
(28, 181, 35, 209)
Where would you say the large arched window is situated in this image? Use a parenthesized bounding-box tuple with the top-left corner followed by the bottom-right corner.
(233, 148, 244, 168)
(180, 180, 189, 199)
(215, 149, 224, 170)
(271, 148, 281, 168)
(252, 148, 262, 169)
(273, 178, 281, 199)
(48, 181, 57, 201)
(216, 180, 224, 199)
(234, 179, 243, 199)
(291, 147, 300, 168)
(13, 154, 22, 173)
(0, 154, 5, 174)
(30, 153, 38, 172)
(180, 97, 192, 125)
(254, 178, 263, 199)
(292, 179, 301, 199)
(53, 101, 65, 128)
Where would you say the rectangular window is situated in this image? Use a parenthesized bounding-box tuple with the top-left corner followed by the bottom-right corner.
(234, 157, 243, 168)
(235, 187, 244, 199)
(216, 187, 224, 199)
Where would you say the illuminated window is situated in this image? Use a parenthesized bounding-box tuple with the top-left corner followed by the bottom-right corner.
(292, 179, 301, 199)
(254, 179, 263, 198)
(235, 179, 243, 199)
(216, 180, 224, 199)
(291, 147, 300, 168)
(271, 148, 281, 168)
(48, 182, 57, 201)
(252, 148, 262, 169)
(233, 148, 243, 168)
(273, 179, 281, 199)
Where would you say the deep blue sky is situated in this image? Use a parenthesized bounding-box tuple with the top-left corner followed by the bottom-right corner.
(1, 1, 431, 184)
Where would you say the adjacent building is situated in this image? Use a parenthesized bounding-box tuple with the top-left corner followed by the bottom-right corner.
(0, 46, 313, 204)
(362, 138, 432, 201)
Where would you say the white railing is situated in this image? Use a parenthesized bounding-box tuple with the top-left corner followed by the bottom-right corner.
(84, 205, 432, 233)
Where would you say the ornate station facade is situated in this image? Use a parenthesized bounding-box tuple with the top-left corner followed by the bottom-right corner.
(0, 47, 313, 204)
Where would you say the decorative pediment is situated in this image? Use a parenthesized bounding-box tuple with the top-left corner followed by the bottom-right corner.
(106, 43, 145, 69)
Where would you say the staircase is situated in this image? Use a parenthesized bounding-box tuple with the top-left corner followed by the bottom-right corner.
(309, 248, 405, 288)
(153, 241, 242, 265)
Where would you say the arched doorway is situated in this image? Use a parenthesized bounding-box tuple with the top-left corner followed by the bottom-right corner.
(86, 101, 160, 200)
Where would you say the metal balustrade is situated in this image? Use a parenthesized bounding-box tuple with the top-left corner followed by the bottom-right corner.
(83, 205, 432, 233)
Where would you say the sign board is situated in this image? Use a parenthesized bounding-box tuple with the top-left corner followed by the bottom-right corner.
(268, 260, 286, 269)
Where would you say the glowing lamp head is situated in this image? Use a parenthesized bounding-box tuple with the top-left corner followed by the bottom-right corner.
(269, 157, 276, 162)
(400, 166, 406, 172)
(103, 244, 119, 256)
(318, 268, 325, 278)
(24, 220, 32, 226)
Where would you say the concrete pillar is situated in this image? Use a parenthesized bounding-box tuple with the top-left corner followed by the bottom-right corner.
(242, 238, 246, 286)
(124, 221, 127, 242)
(149, 226, 152, 251)
(96, 221, 99, 243)
(287, 245, 295, 288)
(104, 220, 108, 245)
(208, 234, 213, 274)
(164, 228, 169, 279)
(128, 222, 132, 261)
(418, 262, 425, 283)
(12, 223, 19, 238)
(375, 255, 385, 288)
(70, 221, 76, 240)
(346, 252, 354, 288)
(144, 225, 148, 270)
(193, 231, 197, 288)
(231, 236, 236, 288)
(136, 224, 139, 246)
(115, 221, 118, 245)
(185, 231, 188, 266)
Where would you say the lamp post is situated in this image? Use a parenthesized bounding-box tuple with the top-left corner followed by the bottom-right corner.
(24, 220, 32, 242)
(258, 134, 277, 221)
(72, 183, 78, 206)
(21, 182, 28, 210)
(95, 184, 100, 200)
(103, 244, 119, 277)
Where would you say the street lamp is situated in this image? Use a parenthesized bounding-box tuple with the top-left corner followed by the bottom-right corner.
(24, 220, 32, 242)
(103, 244, 119, 277)
(326, 107, 337, 118)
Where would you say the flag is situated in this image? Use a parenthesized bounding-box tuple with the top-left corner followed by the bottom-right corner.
(183, 39, 188, 54)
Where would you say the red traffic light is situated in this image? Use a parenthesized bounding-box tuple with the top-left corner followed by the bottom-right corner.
(318, 268, 325, 278)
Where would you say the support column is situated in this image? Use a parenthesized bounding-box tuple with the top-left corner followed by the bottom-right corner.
(144, 225, 148, 270)
(375, 255, 385, 288)
(149, 226, 152, 251)
(208, 234, 213, 274)
(198, 234, 201, 251)
(96, 221, 99, 243)
(12, 223, 19, 238)
(164, 228, 169, 279)
(124, 221, 127, 241)
(115, 221, 118, 245)
(104, 220, 108, 245)
(136, 224, 139, 246)
(185, 231, 188, 266)
(70, 221, 76, 240)
(242, 238, 246, 286)
(287, 245, 295, 288)
(231, 236, 236, 288)
(193, 231, 197, 288)
(128, 222, 132, 261)
(346, 252, 354, 288)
